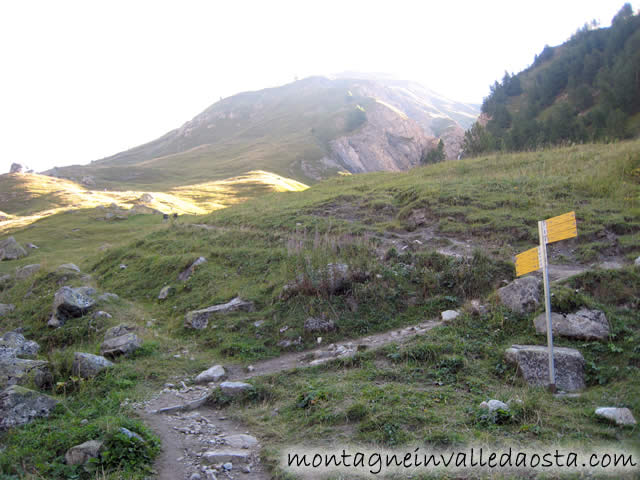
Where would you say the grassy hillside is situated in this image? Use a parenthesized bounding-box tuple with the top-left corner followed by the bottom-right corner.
(0, 141, 638, 479)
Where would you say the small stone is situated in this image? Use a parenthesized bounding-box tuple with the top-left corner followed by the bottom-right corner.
(57, 263, 81, 273)
(80, 419, 88, 425)
(441, 310, 460, 322)
(479, 399, 509, 412)
(303, 316, 336, 333)
(202, 450, 249, 464)
(93, 311, 112, 319)
(158, 285, 174, 300)
(225, 434, 258, 449)
(119, 427, 145, 442)
(184, 297, 255, 330)
(119, 264, 127, 269)
(253, 320, 264, 328)
(223, 462, 233, 471)
(246, 365, 255, 372)
(242, 465, 251, 473)
(595, 407, 636, 426)
(190, 474, 202, 480)
(65, 440, 103, 465)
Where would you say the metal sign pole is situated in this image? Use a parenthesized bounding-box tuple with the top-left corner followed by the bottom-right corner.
(538, 220, 556, 392)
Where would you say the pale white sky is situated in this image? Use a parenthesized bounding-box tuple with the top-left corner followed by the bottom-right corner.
(0, 0, 627, 173)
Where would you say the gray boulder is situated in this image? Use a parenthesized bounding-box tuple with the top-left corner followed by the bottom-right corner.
(505, 344, 585, 391)
(0, 304, 15, 317)
(0, 237, 28, 261)
(15, 264, 41, 280)
(72, 352, 114, 379)
(104, 324, 135, 340)
(441, 310, 460, 322)
(497, 276, 541, 314)
(479, 399, 510, 412)
(534, 309, 609, 341)
(100, 333, 141, 358)
(195, 365, 226, 384)
(184, 297, 255, 330)
(178, 256, 207, 282)
(65, 440, 103, 465)
(0, 332, 39, 357)
(304, 317, 337, 333)
(0, 274, 12, 289)
(595, 407, 636, 426)
(57, 263, 81, 273)
(220, 381, 253, 397)
(51, 286, 96, 324)
(0, 385, 59, 430)
(224, 434, 258, 449)
(158, 285, 174, 300)
(0, 356, 52, 389)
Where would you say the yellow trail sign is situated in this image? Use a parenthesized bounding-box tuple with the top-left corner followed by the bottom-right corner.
(515, 246, 541, 277)
(543, 211, 577, 244)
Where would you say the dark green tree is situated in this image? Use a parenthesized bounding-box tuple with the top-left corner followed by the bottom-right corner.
(422, 139, 446, 164)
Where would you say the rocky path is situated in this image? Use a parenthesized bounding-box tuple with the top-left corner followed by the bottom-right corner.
(137, 318, 442, 480)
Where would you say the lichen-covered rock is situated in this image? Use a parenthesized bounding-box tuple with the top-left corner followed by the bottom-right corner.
(0, 332, 39, 357)
(15, 264, 41, 280)
(0, 237, 28, 261)
(497, 277, 541, 314)
(505, 344, 585, 392)
(0, 385, 59, 430)
(104, 324, 135, 340)
(184, 297, 255, 330)
(534, 309, 609, 341)
(65, 440, 103, 465)
(72, 352, 114, 379)
(51, 286, 96, 324)
(303, 317, 337, 333)
(100, 333, 141, 358)
(0, 356, 52, 389)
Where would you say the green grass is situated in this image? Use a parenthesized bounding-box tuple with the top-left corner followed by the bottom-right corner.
(1, 140, 639, 478)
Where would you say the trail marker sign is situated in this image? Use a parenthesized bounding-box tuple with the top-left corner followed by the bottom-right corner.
(514, 211, 578, 392)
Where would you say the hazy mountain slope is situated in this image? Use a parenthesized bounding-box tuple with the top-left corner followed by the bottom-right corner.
(44, 76, 478, 188)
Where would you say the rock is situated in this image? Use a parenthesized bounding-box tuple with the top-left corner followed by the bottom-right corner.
(202, 450, 250, 464)
(190, 474, 202, 480)
(0, 332, 39, 357)
(65, 440, 103, 465)
(505, 344, 585, 392)
(93, 310, 112, 319)
(0, 385, 59, 430)
(26, 243, 38, 249)
(0, 345, 52, 389)
(51, 286, 96, 323)
(72, 352, 114, 379)
(158, 285, 174, 300)
(469, 300, 488, 316)
(104, 324, 135, 340)
(9, 163, 24, 174)
(534, 309, 609, 341)
(98, 292, 118, 302)
(595, 407, 636, 426)
(57, 263, 81, 273)
(100, 333, 141, 358)
(303, 316, 336, 333)
(441, 310, 460, 322)
(15, 264, 41, 280)
(635, 256, 640, 267)
(0, 304, 15, 317)
(195, 365, 226, 384)
(224, 434, 258, 449)
(119, 427, 145, 442)
(479, 399, 509, 412)
(0, 274, 12, 289)
(497, 276, 541, 314)
(81, 175, 96, 186)
(281, 263, 365, 299)
(223, 462, 233, 471)
(220, 381, 253, 397)
(184, 297, 255, 330)
(0, 237, 28, 261)
(178, 256, 207, 282)
(277, 337, 302, 348)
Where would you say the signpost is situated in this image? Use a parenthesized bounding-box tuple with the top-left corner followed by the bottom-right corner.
(514, 211, 577, 392)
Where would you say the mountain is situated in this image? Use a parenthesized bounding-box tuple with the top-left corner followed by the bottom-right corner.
(464, 4, 640, 155)
(44, 75, 479, 188)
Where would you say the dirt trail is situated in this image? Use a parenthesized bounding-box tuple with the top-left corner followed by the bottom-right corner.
(138, 318, 442, 480)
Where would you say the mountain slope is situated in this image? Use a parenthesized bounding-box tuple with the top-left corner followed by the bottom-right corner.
(44, 76, 478, 188)
(464, 5, 640, 155)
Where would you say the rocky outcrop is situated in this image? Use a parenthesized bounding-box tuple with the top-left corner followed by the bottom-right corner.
(0, 237, 28, 261)
(72, 352, 114, 379)
(497, 277, 541, 314)
(65, 440, 103, 465)
(534, 309, 609, 341)
(0, 332, 39, 357)
(505, 344, 585, 392)
(0, 385, 59, 430)
(184, 297, 255, 330)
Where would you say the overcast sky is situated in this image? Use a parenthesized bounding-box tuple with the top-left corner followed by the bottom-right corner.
(0, 0, 628, 173)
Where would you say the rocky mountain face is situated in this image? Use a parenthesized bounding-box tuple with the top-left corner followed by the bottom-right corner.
(44, 75, 479, 186)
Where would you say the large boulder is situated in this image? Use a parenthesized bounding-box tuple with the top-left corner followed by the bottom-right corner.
(50, 286, 96, 325)
(65, 440, 103, 465)
(0, 356, 52, 389)
(304, 316, 337, 333)
(534, 309, 609, 341)
(0, 385, 59, 430)
(497, 277, 541, 314)
(505, 344, 585, 392)
(184, 297, 255, 330)
(595, 407, 636, 426)
(15, 264, 41, 280)
(0, 332, 39, 357)
(72, 352, 114, 379)
(100, 333, 141, 358)
(0, 237, 28, 261)
(195, 365, 227, 384)
(0, 303, 15, 317)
